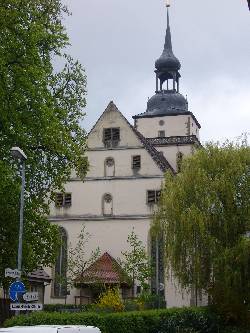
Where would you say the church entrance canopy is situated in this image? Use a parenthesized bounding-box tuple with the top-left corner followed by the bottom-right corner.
(75, 252, 131, 287)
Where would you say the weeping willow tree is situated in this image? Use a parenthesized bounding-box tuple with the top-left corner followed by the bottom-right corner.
(154, 140, 250, 323)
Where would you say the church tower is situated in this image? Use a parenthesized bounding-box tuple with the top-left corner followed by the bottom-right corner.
(133, 5, 201, 172)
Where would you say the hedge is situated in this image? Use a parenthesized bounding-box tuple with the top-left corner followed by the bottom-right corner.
(43, 303, 92, 313)
(4, 307, 219, 333)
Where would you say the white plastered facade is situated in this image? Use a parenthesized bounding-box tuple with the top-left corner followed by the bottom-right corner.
(44, 102, 199, 308)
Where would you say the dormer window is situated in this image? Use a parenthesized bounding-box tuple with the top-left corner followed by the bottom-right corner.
(103, 128, 120, 148)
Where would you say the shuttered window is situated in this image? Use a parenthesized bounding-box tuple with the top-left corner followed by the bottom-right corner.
(132, 155, 141, 170)
(147, 190, 161, 204)
(55, 193, 72, 208)
(158, 130, 165, 138)
(55, 193, 64, 207)
(103, 128, 120, 147)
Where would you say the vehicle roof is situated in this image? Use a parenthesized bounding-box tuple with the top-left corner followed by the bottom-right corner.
(0, 326, 101, 333)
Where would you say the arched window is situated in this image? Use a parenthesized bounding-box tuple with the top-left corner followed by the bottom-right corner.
(150, 235, 165, 299)
(54, 227, 67, 297)
(104, 157, 115, 177)
(102, 193, 113, 216)
(176, 151, 183, 173)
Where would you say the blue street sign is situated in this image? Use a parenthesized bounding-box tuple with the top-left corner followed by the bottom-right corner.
(9, 281, 26, 302)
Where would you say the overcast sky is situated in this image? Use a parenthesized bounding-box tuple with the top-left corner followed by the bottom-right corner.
(62, 0, 250, 143)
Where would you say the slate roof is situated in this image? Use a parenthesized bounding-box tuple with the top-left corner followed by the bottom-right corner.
(75, 252, 131, 286)
(131, 126, 174, 173)
(155, 8, 181, 72)
(28, 268, 51, 283)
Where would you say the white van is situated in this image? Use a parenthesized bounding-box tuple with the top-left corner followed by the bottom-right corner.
(0, 325, 101, 333)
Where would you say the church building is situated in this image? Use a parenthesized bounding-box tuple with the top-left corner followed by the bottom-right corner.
(44, 6, 201, 307)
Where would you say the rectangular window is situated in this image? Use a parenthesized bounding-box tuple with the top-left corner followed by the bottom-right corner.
(158, 130, 165, 138)
(147, 190, 161, 204)
(55, 193, 72, 208)
(64, 193, 72, 207)
(132, 155, 141, 170)
(103, 128, 120, 147)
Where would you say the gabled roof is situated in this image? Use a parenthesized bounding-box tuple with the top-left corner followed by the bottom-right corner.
(28, 268, 51, 283)
(88, 101, 174, 174)
(132, 127, 174, 173)
(75, 252, 131, 286)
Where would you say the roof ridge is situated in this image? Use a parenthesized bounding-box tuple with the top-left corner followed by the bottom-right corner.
(76, 251, 131, 286)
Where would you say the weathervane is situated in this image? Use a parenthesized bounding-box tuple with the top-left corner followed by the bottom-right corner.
(166, 0, 171, 7)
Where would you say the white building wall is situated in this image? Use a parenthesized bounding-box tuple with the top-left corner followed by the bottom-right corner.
(88, 106, 142, 149)
(86, 148, 161, 178)
(44, 218, 151, 305)
(165, 277, 191, 308)
(45, 102, 201, 308)
(155, 145, 194, 171)
(135, 115, 200, 139)
(50, 178, 163, 218)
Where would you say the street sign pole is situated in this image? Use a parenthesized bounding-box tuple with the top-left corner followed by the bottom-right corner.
(16, 160, 25, 317)
(17, 160, 25, 273)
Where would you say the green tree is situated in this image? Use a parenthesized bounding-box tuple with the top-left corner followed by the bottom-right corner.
(66, 225, 101, 288)
(120, 229, 152, 297)
(54, 226, 100, 304)
(154, 140, 250, 322)
(0, 0, 88, 289)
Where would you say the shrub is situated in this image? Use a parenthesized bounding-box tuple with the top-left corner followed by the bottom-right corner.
(136, 293, 166, 310)
(158, 307, 219, 333)
(43, 304, 93, 312)
(123, 300, 140, 312)
(4, 307, 220, 333)
(96, 288, 124, 312)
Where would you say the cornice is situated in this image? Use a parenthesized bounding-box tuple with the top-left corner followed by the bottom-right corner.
(69, 175, 164, 182)
(146, 135, 201, 147)
(88, 146, 143, 151)
(49, 214, 152, 222)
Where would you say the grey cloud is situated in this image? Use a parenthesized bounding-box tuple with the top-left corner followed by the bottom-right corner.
(62, 0, 250, 141)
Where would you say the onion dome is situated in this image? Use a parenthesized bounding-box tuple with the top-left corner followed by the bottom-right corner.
(155, 9, 181, 72)
(133, 90, 188, 119)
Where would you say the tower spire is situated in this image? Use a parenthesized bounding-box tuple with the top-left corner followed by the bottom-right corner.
(155, 1, 181, 93)
(133, 0, 191, 120)
(163, 6, 173, 55)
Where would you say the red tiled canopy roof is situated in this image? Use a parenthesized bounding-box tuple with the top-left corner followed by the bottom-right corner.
(28, 268, 51, 283)
(75, 252, 131, 286)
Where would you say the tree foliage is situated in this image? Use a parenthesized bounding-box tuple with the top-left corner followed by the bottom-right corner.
(0, 0, 88, 287)
(67, 225, 100, 287)
(154, 140, 250, 322)
(96, 288, 125, 312)
(120, 229, 152, 297)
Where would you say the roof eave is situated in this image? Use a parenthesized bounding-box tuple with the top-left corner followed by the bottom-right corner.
(133, 111, 201, 129)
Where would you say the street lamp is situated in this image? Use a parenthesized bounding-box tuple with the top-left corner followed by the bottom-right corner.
(11, 147, 27, 275)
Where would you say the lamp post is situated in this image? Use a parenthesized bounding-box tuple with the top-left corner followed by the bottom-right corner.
(11, 147, 27, 274)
